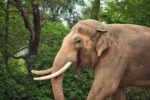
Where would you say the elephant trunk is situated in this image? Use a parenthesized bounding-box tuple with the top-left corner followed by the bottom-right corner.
(50, 49, 69, 100)
(50, 47, 71, 100)
(51, 73, 65, 100)
(31, 46, 74, 100)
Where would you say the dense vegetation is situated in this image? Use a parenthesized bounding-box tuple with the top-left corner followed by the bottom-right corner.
(0, 0, 150, 99)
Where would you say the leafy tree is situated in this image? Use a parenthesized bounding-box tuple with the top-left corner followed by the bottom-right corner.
(101, 0, 150, 26)
(91, 0, 100, 20)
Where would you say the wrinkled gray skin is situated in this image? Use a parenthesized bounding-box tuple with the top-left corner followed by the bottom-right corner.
(44, 19, 150, 100)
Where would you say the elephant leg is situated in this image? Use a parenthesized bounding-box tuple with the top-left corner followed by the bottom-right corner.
(95, 82, 120, 100)
(87, 79, 104, 100)
(87, 75, 121, 100)
(110, 87, 126, 100)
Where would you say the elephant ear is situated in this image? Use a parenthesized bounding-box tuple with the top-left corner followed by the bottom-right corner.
(95, 36, 108, 57)
(96, 24, 107, 33)
(94, 25, 108, 57)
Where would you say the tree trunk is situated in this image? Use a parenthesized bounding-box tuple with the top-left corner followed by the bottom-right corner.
(29, 3, 41, 56)
(13, 0, 41, 56)
(3, 0, 10, 65)
(91, 0, 100, 20)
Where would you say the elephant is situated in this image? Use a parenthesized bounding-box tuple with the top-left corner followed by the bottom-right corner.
(31, 19, 150, 100)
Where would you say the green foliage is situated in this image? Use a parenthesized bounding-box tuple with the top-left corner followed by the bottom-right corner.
(0, 44, 55, 99)
(64, 68, 93, 100)
(90, 0, 100, 20)
(127, 87, 150, 100)
(41, 21, 69, 46)
(101, 0, 150, 27)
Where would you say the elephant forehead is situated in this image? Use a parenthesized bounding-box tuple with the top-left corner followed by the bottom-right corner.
(63, 33, 91, 43)
(73, 33, 91, 40)
(63, 34, 74, 43)
(71, 23, 96, 36)
(78, 19, 101, 29)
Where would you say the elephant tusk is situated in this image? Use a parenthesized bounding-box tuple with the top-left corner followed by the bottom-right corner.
(33, 62, 72, 81)
(31, 68, 53, 75)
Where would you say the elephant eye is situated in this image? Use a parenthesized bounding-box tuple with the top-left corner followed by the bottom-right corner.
(74, 38, 82, 44)
(74, 38, 83, 48)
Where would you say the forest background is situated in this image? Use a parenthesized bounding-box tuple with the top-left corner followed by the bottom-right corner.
(0, 0, 150, 100)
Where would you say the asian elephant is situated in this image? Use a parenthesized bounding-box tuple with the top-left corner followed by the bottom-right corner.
(31, 19, 150, 100)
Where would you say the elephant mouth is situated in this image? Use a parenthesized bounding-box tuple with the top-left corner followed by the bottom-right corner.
(31, 62, 72, 80)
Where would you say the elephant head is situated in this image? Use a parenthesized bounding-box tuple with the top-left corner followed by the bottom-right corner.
(31, 19, 109, 100)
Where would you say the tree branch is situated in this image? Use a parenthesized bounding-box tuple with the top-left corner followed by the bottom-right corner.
(13, 0, 34, 34)
(13, 46, 28, 55)
(10, 54, 25, 59)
